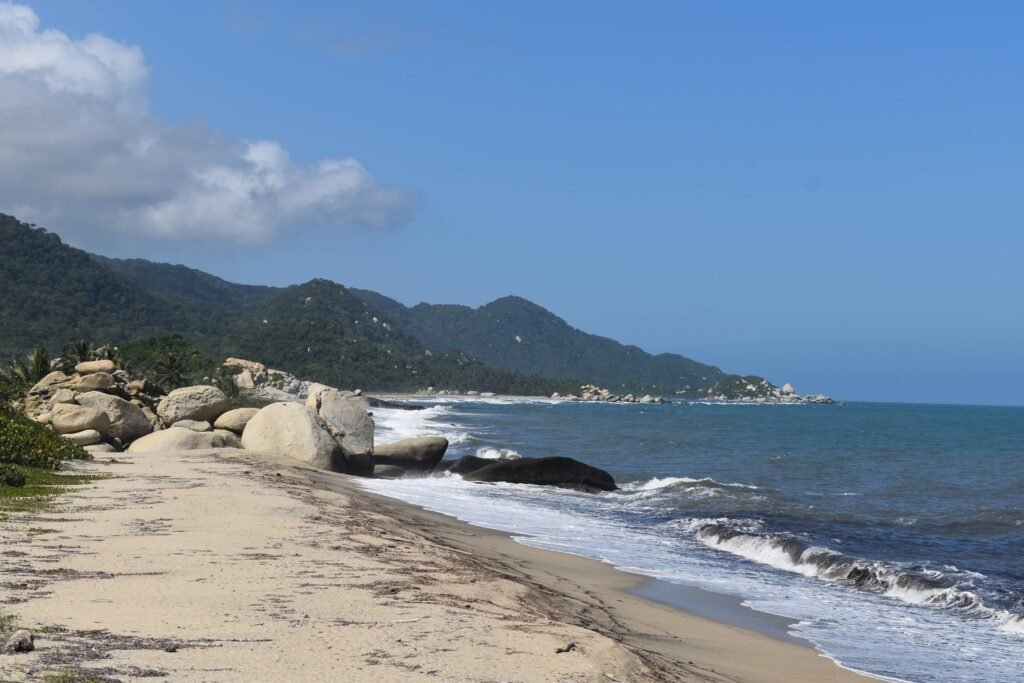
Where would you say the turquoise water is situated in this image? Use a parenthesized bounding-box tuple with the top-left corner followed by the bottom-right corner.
(364, 400, 1024, 682)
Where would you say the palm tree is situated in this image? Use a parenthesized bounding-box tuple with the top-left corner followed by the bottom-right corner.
(2, 347, 52, 386)
(151, 353, 187, 392)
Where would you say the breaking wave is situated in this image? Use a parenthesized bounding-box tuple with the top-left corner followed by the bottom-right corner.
(697, 523, 1024, 633)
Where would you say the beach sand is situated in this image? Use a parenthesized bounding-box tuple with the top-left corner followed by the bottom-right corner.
(1, 448, 870, 682)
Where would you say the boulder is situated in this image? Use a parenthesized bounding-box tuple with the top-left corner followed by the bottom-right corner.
(50, 404, 110, 435)
(374, 437, 449, 472)
(75, 359, 116, 375)
(4, 629, 33, 654)
(316, 391, 374, 476)
(781, 383, 795, 395)
(62, 429, 102, 446)
(84, 443, 117, 454)
(373, 464, 408, 478)
(29, 371, 69, 394)
(171, 419, 213, 432)
(442, 454, 492, 475)
(213, 408, 259, 434)
(73, 372, 115, 393)
(462, 456, 617, 493)
(241, 402, 345, 472)
(127, 428, 241, 453)
(75, 391, 152, 443)
(157, 386, 231, 425)
(304, 383, 331, 409)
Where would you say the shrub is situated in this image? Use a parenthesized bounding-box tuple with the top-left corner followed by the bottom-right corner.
(0, 407, 90, 469)
(0, 463, 26, 487)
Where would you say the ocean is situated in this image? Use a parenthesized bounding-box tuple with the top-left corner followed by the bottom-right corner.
(361, 399, 1023, 683)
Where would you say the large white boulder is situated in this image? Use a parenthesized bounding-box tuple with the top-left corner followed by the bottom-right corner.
(241, 402, 344, 472)
(316, 390, 374, 476)
(50, 404, 110, 435)
(127, 428, 241, 453)
(213, 407, 259, 434)
(157, 386, 231, 425)
(75, 391, 152, 444)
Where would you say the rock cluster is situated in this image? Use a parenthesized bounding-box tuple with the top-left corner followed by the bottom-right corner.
(568, 385, 665, 404)
(16, 363, 164, 453)
(223, 358, 324, 402)
(701, 378, 834, 404)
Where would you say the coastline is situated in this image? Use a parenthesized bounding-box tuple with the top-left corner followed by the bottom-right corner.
(1, 448, 870, 682)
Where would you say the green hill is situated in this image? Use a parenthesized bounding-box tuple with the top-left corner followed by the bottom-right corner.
(352, 290, 723, 393)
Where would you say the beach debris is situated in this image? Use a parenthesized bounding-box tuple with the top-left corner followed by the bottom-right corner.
(4, 629, 34, 653)
(555, 641, 576, 654)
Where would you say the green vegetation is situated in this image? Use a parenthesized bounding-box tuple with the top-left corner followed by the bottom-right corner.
(0, 463, 26, 487)
(0, 406, 90, 470)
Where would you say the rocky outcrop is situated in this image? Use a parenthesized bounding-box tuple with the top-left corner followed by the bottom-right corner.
(223, 358, 322, 401)
(374, 437, 449, 473)
(460, 456, 617, 493)
(693, 375, 834, 404)
(75, 391, 152, 443)
(314, 390, 375, 476)
(15, 364, 165, 452)
(573, 384, 664, 404)
(157, 386, 231, 425)
(213, 407, 259, 434)
(241, 402, 345, 472)
(128, 428, 241, 453)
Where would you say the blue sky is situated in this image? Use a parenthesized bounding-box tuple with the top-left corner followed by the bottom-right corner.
(10, 2, 1024, 405)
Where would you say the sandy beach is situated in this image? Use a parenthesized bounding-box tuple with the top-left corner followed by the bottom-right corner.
(1, 448, 871, 682)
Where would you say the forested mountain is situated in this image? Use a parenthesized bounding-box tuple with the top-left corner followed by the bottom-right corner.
(0, 213, 573, 393)
(1, 212, 730, 394)
(0, 214, 222, 357)
(352, 290, 723, 393)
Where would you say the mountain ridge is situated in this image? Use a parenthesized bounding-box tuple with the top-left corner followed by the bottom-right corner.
(2, 211, 730, 395)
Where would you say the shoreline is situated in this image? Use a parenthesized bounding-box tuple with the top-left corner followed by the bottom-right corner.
(2, 448, 871, 682)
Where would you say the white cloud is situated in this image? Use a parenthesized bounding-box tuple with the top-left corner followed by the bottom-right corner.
(0, 3, 413, 243)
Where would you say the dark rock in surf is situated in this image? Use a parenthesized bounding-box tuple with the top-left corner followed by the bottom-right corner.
(443, 455, 493, 475)
(462, 456, 617, 493)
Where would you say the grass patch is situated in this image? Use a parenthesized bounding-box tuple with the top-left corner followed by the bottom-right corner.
(0, 466, 104, 516)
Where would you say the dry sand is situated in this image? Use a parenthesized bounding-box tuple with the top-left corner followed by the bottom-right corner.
(1, 448, 871, 682)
